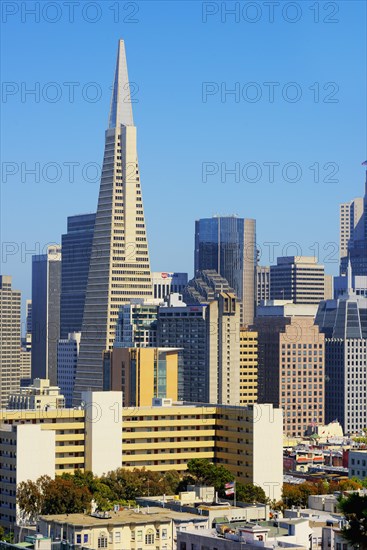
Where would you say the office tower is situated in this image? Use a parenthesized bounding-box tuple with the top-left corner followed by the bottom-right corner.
(60, 213, 95, 339)
(315, 271, 367, 434)
(8, 378, 65, 410)
(324, 274, 334, 300)
(73, 40, 153, 403)
(254, 308, 325, 437)
(334, 274, 367, 298)
(157, 270, 240, 405)
(105, 347, 179, 405)
(31, 245, 61, 385)
(256, 265, 270, 305)
(239, 327, 258, 404)
(20, 298, 33, 385)
(195, 216, 256, 325)
(114, 300, 159, 348)
(57, 332, 81, 407)
(157, 302, 206, 402)
(19, 348, 31, 386)
(341, 171, 367, 277)
(26, 299, 32, 332)
(0, 276, 21, 408)
(340, 198, 364, 262)
(152, 272, 188, 300)
(270, 256, 326, 304)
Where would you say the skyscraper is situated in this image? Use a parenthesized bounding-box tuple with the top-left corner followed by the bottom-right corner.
(0, 275, 21, 408)
(254, 309, 325, 437)
(31, 245, 61, 385)
(73, 40, 153, 403)
(195, 216, 256, 325)
(60, 213, 95, 339)
(315, 269, 367, 434)
(158, 270, 241, 405)
(270, 256, 326, 304)
(256, 265, 270, 305)
(341, 171, 367, 277)
(339, 198, 364, 262)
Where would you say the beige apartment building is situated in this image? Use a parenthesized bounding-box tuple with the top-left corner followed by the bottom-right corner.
(239, 328, 258, 405)
(255, 315, 325, 437)
(38, 508, 209, 550)
(0, 393, 283, 529)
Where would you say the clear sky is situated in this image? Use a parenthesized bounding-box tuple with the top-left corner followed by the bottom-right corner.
(1, 0, 366, 319)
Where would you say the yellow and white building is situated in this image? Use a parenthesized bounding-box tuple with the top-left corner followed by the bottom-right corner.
(0, 392, 283, 529)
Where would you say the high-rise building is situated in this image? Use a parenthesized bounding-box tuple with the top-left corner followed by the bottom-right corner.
(114, 300, 160, 348)
(256, 265, 270, 305)
(60, 213, 95, 339)
(25, 299, 32, 338)
(152, 272, 188, 301)
(239, 327, 258, 405)
(315, 271, 367, 434)
(73, 40, 153, 403)
(105, 347, 179, 406)
(270, 256, 326, 304)
(157, 271, 240, 405)
(254, 308, 325, 437)
(0, 275, 21, 408)
(57, 332, 81, 407)
(31, 245, 61, 385)
(8, 378, 65, 410)
(339, 197, 364, 262)
(195, 216, 256, 325)
(341, 171, 367, 277)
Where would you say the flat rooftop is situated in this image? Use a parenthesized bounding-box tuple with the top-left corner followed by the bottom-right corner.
(40, 507, 208, 527)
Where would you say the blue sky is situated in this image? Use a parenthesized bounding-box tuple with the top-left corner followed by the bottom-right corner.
(1, 1, 366, 318)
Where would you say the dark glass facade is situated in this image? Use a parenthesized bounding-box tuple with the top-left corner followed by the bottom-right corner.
(60, 213, 95, 339)
(195, 217, 244, 299)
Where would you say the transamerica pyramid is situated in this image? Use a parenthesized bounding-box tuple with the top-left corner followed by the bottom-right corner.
(73, 40, 153, 403)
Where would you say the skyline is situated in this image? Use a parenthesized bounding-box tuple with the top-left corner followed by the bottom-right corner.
(1, 1, 366, 316)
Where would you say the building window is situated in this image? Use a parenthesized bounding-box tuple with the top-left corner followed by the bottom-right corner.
(98, 536, 108, 548)
(145, 529, 155, 545)
(76, 535, 81, 544)
(83, 534, 88, 543)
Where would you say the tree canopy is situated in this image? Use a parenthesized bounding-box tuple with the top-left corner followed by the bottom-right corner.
(338, 493, 367, 548)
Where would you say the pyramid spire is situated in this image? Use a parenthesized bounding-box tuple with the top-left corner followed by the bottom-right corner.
(108, 39, 134, 128)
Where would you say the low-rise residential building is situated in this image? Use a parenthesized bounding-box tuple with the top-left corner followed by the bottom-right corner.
(38, 507, 208, 550)
(348, 449, 367, 478)
(177, 518, 311, 550)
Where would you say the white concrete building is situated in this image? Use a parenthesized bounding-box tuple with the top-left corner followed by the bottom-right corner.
(0, 423, 55, 527)
(349, 450, 367, 479)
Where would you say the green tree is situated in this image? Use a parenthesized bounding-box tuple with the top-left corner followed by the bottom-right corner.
(236, 483, 268, 504)
(186, 459, 234, 494)
(338, 493, 367, 548)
